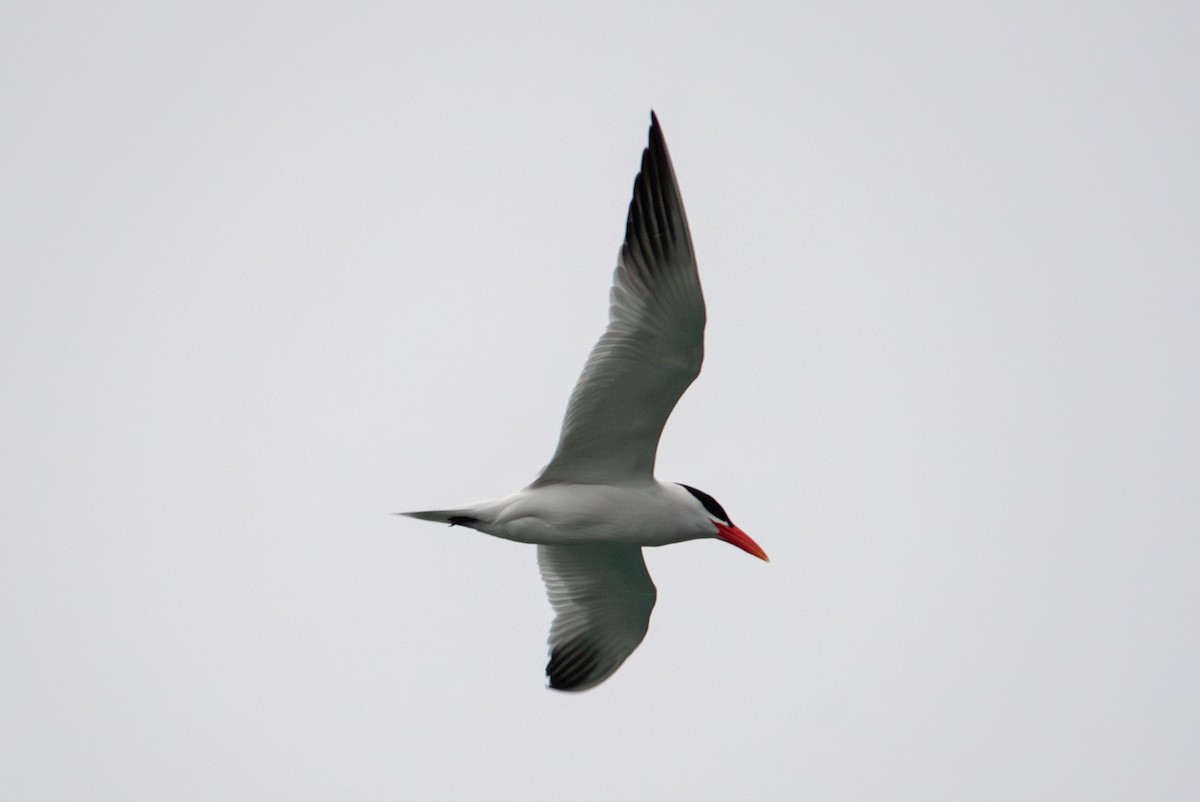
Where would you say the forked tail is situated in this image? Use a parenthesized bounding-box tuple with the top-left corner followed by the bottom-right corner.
(396, 509, 481, 527)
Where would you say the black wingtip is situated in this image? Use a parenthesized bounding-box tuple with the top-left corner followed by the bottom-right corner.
(545, 642, 603, 692)
(648, 111, 665, 152)
(620, 108, 686, 271)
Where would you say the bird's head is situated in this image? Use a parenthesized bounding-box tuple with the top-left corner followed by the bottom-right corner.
(677, 483, 769, 561)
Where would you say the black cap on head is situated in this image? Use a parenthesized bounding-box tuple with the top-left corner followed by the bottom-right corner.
(677, 483, 732, 525)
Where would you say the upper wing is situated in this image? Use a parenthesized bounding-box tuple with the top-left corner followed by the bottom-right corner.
(537, 543, 657, 692)
(533, 112, 704, 486)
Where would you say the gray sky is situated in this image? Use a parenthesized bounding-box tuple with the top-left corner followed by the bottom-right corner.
(3, 1, 1198, 799)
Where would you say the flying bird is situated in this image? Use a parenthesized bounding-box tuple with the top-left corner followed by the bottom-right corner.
(401, 112, 768, 692)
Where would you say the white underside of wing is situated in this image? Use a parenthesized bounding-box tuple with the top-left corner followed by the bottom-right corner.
(534, 113, 705, 486)
(538, 543, 657, 692)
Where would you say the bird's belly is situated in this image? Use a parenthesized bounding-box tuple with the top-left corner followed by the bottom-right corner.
(494, 484, 696, 547)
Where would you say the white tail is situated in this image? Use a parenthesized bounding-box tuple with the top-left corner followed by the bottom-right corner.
(396, 509, 482, 527)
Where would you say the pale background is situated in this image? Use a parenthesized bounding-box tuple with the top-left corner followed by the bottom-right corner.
(3, 1, 1198, 799)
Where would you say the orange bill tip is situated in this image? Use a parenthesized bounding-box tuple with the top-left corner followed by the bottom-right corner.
(714, 522, 770, 562)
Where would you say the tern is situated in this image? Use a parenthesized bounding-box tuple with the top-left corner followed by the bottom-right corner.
(401, 112, 768, 692)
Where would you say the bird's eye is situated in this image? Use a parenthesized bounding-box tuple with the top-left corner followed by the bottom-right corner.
(677, 483, 732, 525)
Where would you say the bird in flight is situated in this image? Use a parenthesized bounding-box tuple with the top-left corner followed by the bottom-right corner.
(401, 112, 768, 692)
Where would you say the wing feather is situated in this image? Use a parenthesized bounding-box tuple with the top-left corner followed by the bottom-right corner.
(537, 543, 657, 692)
(534, 112, 704, 485)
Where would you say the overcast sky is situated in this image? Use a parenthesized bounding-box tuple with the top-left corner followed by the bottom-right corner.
(3, 1, 1198, 799)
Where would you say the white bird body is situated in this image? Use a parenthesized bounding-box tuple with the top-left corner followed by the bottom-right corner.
(405, 481, 719, 547)
(401, 112, 767, 692)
